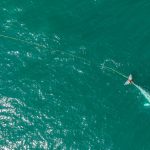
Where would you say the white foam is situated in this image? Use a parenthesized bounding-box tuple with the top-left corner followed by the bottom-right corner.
(72, 66, 84, 74)
(134, 84, 150, 103)
(100, 59, 121, 72)
(144, 103, 150, 107)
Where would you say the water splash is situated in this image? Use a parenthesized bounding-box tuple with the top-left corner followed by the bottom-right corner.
(100, 59, 121, 70)
(133, 83, 150, 104)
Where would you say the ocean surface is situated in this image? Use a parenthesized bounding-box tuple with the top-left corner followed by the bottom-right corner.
(0, 0, 150, 149)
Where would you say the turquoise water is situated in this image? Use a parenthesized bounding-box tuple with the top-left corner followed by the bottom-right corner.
(0, 0, 150, 149)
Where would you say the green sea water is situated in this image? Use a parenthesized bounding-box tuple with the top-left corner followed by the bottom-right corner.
(0, 0, 150, 149)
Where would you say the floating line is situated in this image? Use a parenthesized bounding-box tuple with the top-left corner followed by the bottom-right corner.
(104, 66, 128, 79)
(0, 34, 45, 48)
(0, 33, 91, 64)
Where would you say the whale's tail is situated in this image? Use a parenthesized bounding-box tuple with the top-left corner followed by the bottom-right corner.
(124, 74, 133, 85)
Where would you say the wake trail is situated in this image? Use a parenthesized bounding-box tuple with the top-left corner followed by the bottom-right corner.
(133, 83, 150, 103)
